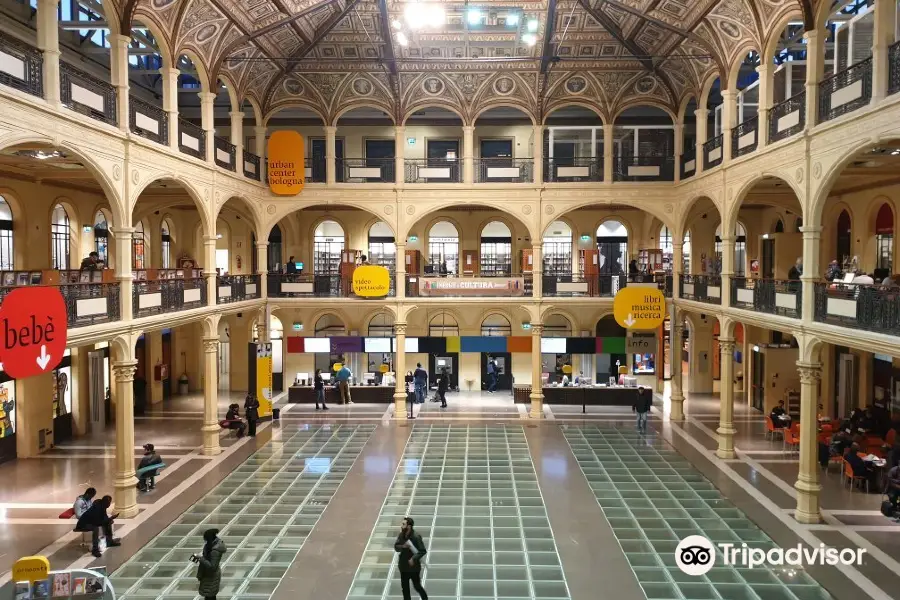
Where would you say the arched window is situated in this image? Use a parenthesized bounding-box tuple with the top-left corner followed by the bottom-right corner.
(774, 219, 785, 233)
(368, 312, 395, 337)
(428, 221, 459, 274)
(429, 312, 459, 337)
(715, 222, 747, 276)
(268, 225, 282, 272)
(875, 203, 894, 272)
(251, 233, 257, 274)
(314, 220, 345, 275)
(161, 219, 173, 269)
(597, 220, 627, 275)
(837, 210, 852, 268)
(544, 313, 573, 336)
(543, 220, 572, 276)
(480, 221, 512, 276)
(659, 226, 691, 273)
(93, 211, 108, 264)
(314, 313, 345, 336)
(0, 196, 14, 270)
(51, 204, 70, 270)
(481, 314, 511, 337)
(133, 221, 146, 269)
(368, 221, 396, 270)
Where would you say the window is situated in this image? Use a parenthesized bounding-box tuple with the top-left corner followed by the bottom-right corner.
(314, 313, 345, 336)
(94, 211, 108, 264)
(133, 221, 146, 269)
(0, 196, 13, 270)
(314, 220, 345, 275)
(161, 220, 172, 269)
(481, 314, 512, 337)
(268, 225, 282, 272)
(480, 221, 512, 276)
(368, 221, 396, 271)
(875, 204, 894, 272)
(543, 313, 573, 336)
(429, 312, 459, 337)
(368, 313, 395, 337)
(660, 226, 691, 273)
(428, 221, 459, 274)
(51, 204, 70, 270)
(715, 222, 746, 276)
(543, 220, 572, 276)
(597, 220, 627, 275)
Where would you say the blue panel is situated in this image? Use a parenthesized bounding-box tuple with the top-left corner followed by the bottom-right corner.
(460, 336, 507, 353)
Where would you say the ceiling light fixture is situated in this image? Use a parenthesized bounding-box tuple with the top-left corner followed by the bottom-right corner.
(506, 14, 519, 26)
(467, 9, 482, 25)
(522, 33, 537, 47)
(397, 31, 408, 46)
(527, 19, 538, 32)
(392, 19, 402, 30)
(404, 2, 445, 30)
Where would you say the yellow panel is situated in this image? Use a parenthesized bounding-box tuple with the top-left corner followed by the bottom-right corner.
(446, 337, 461, 352)
(612, 287, 666, 330)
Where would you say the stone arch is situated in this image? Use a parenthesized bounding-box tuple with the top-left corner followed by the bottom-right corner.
(333, 102, 397, 126)
(541, 101, 608, 126)
(472, 103, 537, 125)
(542, 310, 578, 335)
(727, 46, 761, 91)
(678, 93, 697, 123)
(362, 308, 395, 335)
(310, 310, 350, 335)
(401, 103, 468, 126)
(243, 95, 264, 127)
(49, 197, 81, 269)
(129, 11, 174, 69)
(477, 216, 516, 241)
(698, 70, 721, 107)
(217, 72, 241, 112)
(540, 215, 577, 239)
(129, 175, 210, 234)
(728, 172, 805, 237)
(553, 200, 674, 233)
(868, 196, 897, 236)
(175, 48, 212, 93)
(263, 102, 328, 127)
(611, 102, 677, 125)
(215, 194, 261, 236)
(763, 9, 805, 63)
(679, 195, 723, 239)
(480, 310, 514, 334)
(402, 203, 538, 243)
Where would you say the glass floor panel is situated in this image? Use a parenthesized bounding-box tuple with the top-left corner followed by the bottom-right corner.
(562, 426, 832, 600)
(346, 424, 572, 600)
(112, 424, 375, 600)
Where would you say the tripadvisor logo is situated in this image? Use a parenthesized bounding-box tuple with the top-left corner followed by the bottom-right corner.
(675, 535, 866, 576)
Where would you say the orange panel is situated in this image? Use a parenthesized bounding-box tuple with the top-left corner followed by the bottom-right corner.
(268, 131, 305, 195)
(507, 336, 532, 353)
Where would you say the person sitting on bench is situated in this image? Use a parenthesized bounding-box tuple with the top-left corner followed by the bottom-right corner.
(75, 495, 120, 558)
(137, 443, 163, 491)
(73, 487, 96, 518)
(222, 404, 245, 437)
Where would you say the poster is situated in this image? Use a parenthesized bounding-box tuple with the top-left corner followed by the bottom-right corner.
(254, 343, 273, 418)
(0, 379, 15, 438)
(52, 366, 71, 418)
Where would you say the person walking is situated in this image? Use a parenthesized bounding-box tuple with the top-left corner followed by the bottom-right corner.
(394, 517, 428, 600)
(413, 363, 428, 405)
(244, 394, 260, 437)
(486, 357, 497, 393)
(314, 369, 329, 410)
(633, 385, 652, 434)
(194, 528, 226, 600)
(437, 367, 449, 409)
(336, 363, 354, 405)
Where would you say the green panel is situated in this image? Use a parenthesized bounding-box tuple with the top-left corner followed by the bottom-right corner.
(601, 337, 626, 354)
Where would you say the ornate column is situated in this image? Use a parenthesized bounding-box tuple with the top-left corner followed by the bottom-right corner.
(674, 122, 684, 183)
(109, 34, 130, 132)
(532, 125, 544, 184)
(531, 244, 542, 298)
(795, 362, 823, 523)
(256, 241, 268, 299)
(670, 311, 685, 420)
(804, 29, 824, 129)
(160, 67, 180, 150)
(757, 63, 773, 147)
(694, 108, 708, 174)
(672, 241, 683, 297)
(872, 0, 897, 103)
(199, 91, 216, 163)
(203, 235, 217, 306)
(394, 322, 408, 420)
(230, 110, 244, 172)
(394, 125, 405, 185)
(111, 228, 134, 321)
(603, 123, 614, 182)
(254, 125, 266, 159)
(800, 226, 822, 324)
(325, 125, 337, 184)
(720, 236, 734, 308)
(395, 241, 406, 299)
(529, 323, 544, 419)
(202, 337, 222, 455)
(112, 360, 139, 517)
(36, 0, 61, 107)
(716, 338, 737, 458)
(721, 89, 737, 163)
(463, 125, 475, 184)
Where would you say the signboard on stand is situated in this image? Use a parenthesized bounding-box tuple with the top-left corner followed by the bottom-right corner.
(248, 342, 273, 418)
(0, 287, 68, 379)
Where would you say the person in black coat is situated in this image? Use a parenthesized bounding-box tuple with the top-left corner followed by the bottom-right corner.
(633, 386, 652, 434)
(394, 517, 428, 600)
(314, 369, 328, 410)
(437, 367, 449, 409)
(244, 394, 260, 437)
(75, 495, 120, 557)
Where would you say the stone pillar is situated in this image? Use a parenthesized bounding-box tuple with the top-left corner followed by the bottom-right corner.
(395, 242, 406, 299)
(804, 29, 824, 129)
(199, 92, 216, 163)
(531, 244, 542, 298)
(720, 236, 734, 308)
(716, 338, 737, 459)
(672, 241, 683, 297)
(230, 110, 244, 172)
(111, 228, 134, 321)
(325, 125, 337, 184)
(872, 0, 897, 103)
(670, 311, 685, 420)
(256, 241, 268, 299)
(694, 108, 708, 174)
(394, 125, 405, 185)
(463, 125, 475, 184)
(795, 361, 823, 523)
(603, 123, 614, 182)
(757, 63, 773, 147)
(254, 125, 266, 159)
(529, 323, 544, 419)
(532, 125, 544, 184)
(147, 330, 164, 405)
(36, 0, 61, 107)
(112, 360, 139, 517)
(160, 67, 180, 150)
(721, 89, 737, 162)
(202, 336, 222, 455)
(674, 122, 684, 183)
(394, 322, 407, 420)
(204, 235, 217, 306)
(109, 34, 130, 132)
(800, 227, 822, 323)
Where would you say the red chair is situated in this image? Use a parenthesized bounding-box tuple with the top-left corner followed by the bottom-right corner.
(843, 459, 869, 493)
(765, 416, 784, 442)
(886, 429, 896, 447)
(783, 428, 800, 455)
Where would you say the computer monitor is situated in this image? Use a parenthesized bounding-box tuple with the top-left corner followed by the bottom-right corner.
(424, 265, 435, 274)
(321, 372, 331, 382)
(363, 372, 375, 383)
(295, 262, 304, 271)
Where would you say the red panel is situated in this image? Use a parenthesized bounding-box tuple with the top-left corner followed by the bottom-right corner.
(506, 336, 532, 353)
(876, 203, 894, 235)
(286, 337, 304, 353)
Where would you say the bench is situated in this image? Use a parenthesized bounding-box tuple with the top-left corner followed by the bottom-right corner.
(58, 507, 90, 547)
(136, 463, 167, 490)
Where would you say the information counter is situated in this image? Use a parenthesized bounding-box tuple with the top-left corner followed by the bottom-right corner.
(513, 384, 638, 411)
(288, 385, 394, 404)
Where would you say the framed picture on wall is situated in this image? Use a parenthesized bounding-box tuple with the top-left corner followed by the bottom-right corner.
(30, 271, 42, 285)
(3, 272, 14, 286)
(80, 271, 91, 283)
(16, 273, 28, 286)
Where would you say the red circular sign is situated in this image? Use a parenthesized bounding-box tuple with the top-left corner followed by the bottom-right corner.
(0, 287, 68, 379)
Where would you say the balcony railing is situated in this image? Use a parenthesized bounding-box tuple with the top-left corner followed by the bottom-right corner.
(0, 30, 43, 97)
(769, 92, 806, 144)
(129, 97, 168, 146)
(214, 136, 236, 171)
(217, 274, 261, 304)
(58, 282, 121, 328)
(133, 277, 206, 318)
(60, 62, 117, 126)
(305, 157, 326, 182)
(268, 273, 396, 298)
(889, 40, 900, 96)
(615, 155, 675, 182)
(680, 148, 696, 179)
(702, 135, 724, 170)
(406, 273, 530, 298)
(404, 159, 461, 183)
(338, 158, 395, 183)
(540, 274, 627, 297)
(178, 118, 206, 160)
(731, 116, 759, 159)
(819, 57, 872, 124)
(475, 158, 533, 183)
(731, 277, 801, 318)
(679, 274, 722, 304)
(814, 282, 900, 336)
(244, 151, 261, 181)
(543, 157, 602, 182)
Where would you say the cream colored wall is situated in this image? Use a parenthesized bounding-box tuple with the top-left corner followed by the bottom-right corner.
(821, 184, 900, 274)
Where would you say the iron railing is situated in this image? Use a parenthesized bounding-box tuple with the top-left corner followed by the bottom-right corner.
(133, 277, 206, 318)
(404, 159, 461, 183)
(474, 158, 533, 183)
(814, 282, 900, 335)
(819, 57, 872, 124)
(731, 277, 802, 318)
(889, 40, 900, 96)
(338, 157, 395, 183)
(214, 136, 236, 171)
(178, 118, 206, 160)
(702, 134, 724, 170)
(680, 147, 696, 179)
(305, 157, 326, 182)
(543, 157, 602, 182)
(0, 30, 43, 97)
(540, 274, 628, 297)
(268, 273, 395, 298)
(769, 91, 806, 144)
(615, 155, 675, 182)
(731, 116, 759, 159)
(244, 151, 261, 181)
(129, 97, 168, 145)
(216, 274, 260, 303)
(60, 62, 117, 126)
(679, 274, 722, 304)
(59, 282, 121, 327)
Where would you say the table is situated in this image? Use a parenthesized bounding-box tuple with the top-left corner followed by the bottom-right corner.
(513, 384, 639, 413)
(288, 385, 394, 404)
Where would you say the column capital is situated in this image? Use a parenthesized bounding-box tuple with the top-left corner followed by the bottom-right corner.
(109, 227, 135, 239)
(325, 125, 337, 134)
(255, 241, 270, 249)
(756, 63, 771, 75)
(254, 125, 267, 133)
(394, 322, 408, 336)
(694, 108, 709, 117)
(202, 336, 219, 353)
(721, 89, 738, 100)
(719, 338, 736, 354)
(530, 323, 543, 335)
(797, 362, 822, 384)
(463, 125, 475, 133)
(203, 235, 218, 244)
(197, 91, 216, 103)
(112, 360, 138, 382)
(800, 226, 823, 237)
(229, 110, 244, 119)
(108, 33, 131, 46)
(802, 30, 820, 43)
(394, 124, 406, 133)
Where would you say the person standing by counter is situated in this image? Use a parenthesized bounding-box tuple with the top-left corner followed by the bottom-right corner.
(314, 369, 329, 410)
(336, 364, 354, 405)
(413, 363, 428, 404)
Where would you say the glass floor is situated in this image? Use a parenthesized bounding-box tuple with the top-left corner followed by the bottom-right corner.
(347, 424, 571, 600)
(562, 425, 831, 600)
(111, 424, 375, 600)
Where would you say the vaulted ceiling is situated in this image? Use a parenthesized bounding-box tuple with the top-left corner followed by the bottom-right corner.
(116, 0, 815, 122)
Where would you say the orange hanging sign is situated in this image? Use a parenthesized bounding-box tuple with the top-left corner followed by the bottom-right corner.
(267, 130, 305, 195)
